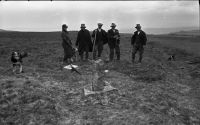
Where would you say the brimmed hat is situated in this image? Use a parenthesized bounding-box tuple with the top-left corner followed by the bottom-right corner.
(62, 24, 68, 28)
(110, 23, 116, 27)
(80, 24, 86, 28)
(98, 23, 103, 26)
(135, 24, 141, 29)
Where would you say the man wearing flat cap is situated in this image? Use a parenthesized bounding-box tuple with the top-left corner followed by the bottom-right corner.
(76, 24, 93, 61)
(131, 24, 147, 63)
(92, 23, 107, 60)
(107, 23, 120, 61)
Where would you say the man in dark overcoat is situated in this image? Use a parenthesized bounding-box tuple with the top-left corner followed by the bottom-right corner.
(91, 23, 107, 60)
(131, 24, 147, 63)
(76, 24, 93, 61)
(107, 23, 120, 61)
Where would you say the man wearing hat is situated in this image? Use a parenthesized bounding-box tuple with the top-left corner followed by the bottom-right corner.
(61, 24, 74, 64)
(131, 24, 147, 63)
(107, 23, 120, 61)
(91, 23, 107, 60)
(76, 24, 93, 61)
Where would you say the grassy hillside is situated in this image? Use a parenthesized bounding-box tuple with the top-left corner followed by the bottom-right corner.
(0, 31, 200, 124)
(169, 30, 200, 36)
(149, 30, 200, 56)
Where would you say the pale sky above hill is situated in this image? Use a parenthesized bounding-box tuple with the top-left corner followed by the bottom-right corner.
(0, 1, 199, 33)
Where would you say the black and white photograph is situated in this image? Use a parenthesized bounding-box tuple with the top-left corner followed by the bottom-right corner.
(0, 0, 199, 124)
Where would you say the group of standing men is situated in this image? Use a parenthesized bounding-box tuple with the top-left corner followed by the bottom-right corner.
(75, 23, 120, 61)
(61, 23, 147, 64)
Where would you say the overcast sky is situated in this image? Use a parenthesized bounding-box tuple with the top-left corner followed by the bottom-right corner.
(0, 1, 199, 33)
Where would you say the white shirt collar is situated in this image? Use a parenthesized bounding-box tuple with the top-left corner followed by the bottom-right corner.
(98, 28, 101, 32)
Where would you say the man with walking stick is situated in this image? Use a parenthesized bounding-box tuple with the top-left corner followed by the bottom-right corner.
(92, 23, 107, 60)
(107, 23, 120, 61)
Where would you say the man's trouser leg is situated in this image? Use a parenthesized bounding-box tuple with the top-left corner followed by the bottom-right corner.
(93, 45, 98, 60)
(109, 47, 114, 61)
(63, 51, 68, 63)
(98, 43, 103, 58)
(85, 46, 89, 60)
(85, 52, 89, 60)
(138, 46, 144, 63)
(80, 54, 84, 61)
(115, 44, 120, 60)
(132, 46, 138, 63)
(79, 51, 84, 61)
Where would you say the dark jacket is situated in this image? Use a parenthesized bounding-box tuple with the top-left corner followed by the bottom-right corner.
(107, 29, 120, 48)
(61, 31, 74, 58)
(76, 29, 93, 52)
(131, 30, 147, 46)
(92, 29, 108, 45)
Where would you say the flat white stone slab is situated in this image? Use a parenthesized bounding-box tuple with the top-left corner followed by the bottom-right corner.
(64, 64, 78, 70)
